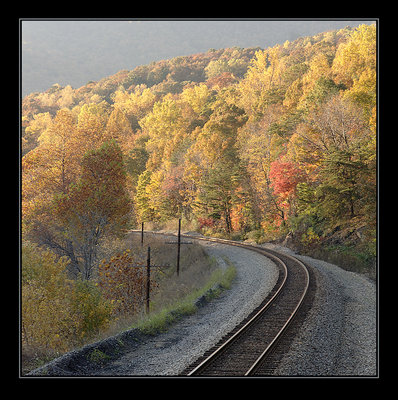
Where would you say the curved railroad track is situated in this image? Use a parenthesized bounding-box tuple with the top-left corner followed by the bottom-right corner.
(176, 235, 314, 377)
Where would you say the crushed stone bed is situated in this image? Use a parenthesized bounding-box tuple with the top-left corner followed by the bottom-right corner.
(28, 238, 377, 377)
(259, 242, 377, 376)
(28, 239, 279, 376)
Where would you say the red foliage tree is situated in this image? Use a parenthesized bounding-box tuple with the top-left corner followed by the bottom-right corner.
(269, 158, 306, 199)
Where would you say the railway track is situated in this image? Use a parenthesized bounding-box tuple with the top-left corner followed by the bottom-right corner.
(177, 235, 313, 377)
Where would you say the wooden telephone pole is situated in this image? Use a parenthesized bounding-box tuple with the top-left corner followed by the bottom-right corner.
(141, 222, 144, 246)
(165, 218, 192, 276)
(145, 246, 151, 313)
(130, 245, 169, 314)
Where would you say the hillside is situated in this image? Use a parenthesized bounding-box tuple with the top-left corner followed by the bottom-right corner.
(22, 23, 376, 253)
(21, 24, 377, 365)
(21, 20, 374, 96)
(22, 46, 258, 123)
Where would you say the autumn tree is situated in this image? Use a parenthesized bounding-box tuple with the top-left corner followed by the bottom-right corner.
(22, 108, 81, 251)
(161, 164, 189, 219)
(105, 107, 134, 151)
(139, 94, 187, 171)
(238, 46, 286, 119)
(98, 250, 158, 316)
(37, 108, 81, 193)
(53, 140, 131, 279)
(135, 170, 156, 222)
(22, 112, 53, 155)
(113, 85, 157, 131)
(187, 92, 247, 233)
(180, 83, 214, 119)
(22, 241, 113, 356)
(205, 58, 248, 79)
(196, 160, 242, 233)
(298, 52, 334, 109)
(294, 95, 374, 232)
(124, 134, 150, 187)
(75, 102, 110, 156)
(22, 241, 75, 353)
(236, 104, 287, 228)
(269, 157, 307, 223)
(332, 24, 376, 114)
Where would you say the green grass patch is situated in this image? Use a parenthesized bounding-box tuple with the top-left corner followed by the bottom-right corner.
(132, 259, 236, 335)
(88, 348, 111, 365)
(303, 243, 376, 280)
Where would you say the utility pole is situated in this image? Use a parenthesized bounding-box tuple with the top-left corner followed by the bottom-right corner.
(141, 222, 144, 246)
(177, 218, 181, 276)
(165, 218, 192, 276)
(129, 245, 169, 314)
(146, 246, 150, 314)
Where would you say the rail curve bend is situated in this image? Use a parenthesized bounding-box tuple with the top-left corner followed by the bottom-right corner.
(179, 235, 311, 376)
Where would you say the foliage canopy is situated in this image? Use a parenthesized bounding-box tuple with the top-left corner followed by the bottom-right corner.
(21, 24, 377, 365)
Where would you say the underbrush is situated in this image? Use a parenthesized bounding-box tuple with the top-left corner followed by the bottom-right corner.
(301, 243, 376, 280)
(132, 259, 236, 335)
(196, 223, 376, 281)
(21, 232, 234, 374)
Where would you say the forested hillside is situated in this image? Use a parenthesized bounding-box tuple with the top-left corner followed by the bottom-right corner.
(21, 24, 376, 365)
(22, 20, 371, 95)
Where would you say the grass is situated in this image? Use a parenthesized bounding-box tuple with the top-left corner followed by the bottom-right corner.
(22, 233, 236, 374)
(304, 243, 376, 280)
(131, 259, 237, 335)
(88, 348, 111, 365)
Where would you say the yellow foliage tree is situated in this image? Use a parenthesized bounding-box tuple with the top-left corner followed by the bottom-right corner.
(22, 241, 113, 360)
(299, 52, 333, 107)
(180, 83, 214, 116)
(113, 86, 157, 131)
(22, 109, 80, 232)
(105, 107, 134, 152)
(22, 241, 75, 354)
(332, 24, 376, 114)
(139, 94, 187, 171)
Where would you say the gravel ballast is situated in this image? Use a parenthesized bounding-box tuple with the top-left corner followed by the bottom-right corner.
(95, 241, 279, 376)
(27, 237, 377, 377)
(259, 242, 377, 376)
(28, 239, 279, 376)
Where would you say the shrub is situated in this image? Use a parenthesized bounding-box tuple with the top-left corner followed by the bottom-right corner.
(98, 250, 158, 317)
(22, 241, 76, 353)
(21, 241, 114, 366)
(198, 217, 215, 229)
(70, 280, 114, 342)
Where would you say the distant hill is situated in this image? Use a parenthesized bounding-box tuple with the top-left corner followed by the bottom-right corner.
(22, 23, 377, 282)
(21, 46, 259, 124)
(21, 19, 374, 96)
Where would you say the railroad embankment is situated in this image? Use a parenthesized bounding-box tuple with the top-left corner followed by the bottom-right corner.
(27, 237, 376, 376)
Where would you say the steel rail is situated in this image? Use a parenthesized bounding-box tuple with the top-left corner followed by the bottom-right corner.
(180, 234, 310, 376)
(129, 230, 311, 376)
(244, 252, 310, 376)
(186, 246, 288, 376)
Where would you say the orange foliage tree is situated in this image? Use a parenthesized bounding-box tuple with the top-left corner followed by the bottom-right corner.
(98, 250, 158, 316)
(53, 140, 131, 279)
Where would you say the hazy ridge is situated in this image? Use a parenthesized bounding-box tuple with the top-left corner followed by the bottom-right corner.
(21, 20, 374, 96)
